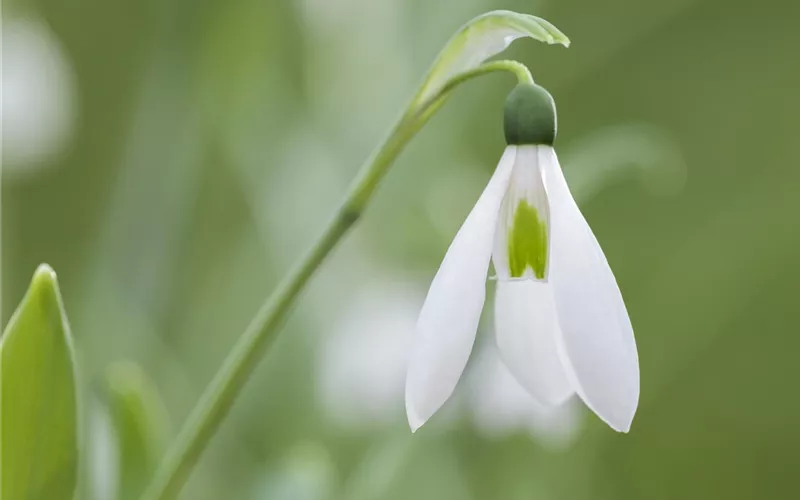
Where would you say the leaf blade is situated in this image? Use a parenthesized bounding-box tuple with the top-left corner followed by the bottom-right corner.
(105, 361, 169, 500)
(1, 264, 79, 500)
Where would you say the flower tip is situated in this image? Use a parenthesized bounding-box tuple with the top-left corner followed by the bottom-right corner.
(577, 378, 638, 433)
(405, 398, 426, 433)
(597, 404, 637, 434)
(612, 418, 633, 434)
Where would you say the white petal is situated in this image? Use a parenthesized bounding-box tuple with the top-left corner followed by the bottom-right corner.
(467, 341, 583, 450)
(494, 280, 574, 406)
(406, 146, 517, 431)
(540, 146, 640, 432)
(492, 145, 551, 281)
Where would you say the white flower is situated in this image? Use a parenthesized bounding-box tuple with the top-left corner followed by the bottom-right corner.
(405, 84, 640, 433)
(2, 18, 75, 172)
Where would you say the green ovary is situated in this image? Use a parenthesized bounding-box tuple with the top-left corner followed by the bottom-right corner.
(507, 200, 548, 279)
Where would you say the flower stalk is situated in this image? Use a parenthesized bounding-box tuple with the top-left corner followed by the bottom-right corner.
(141, 59, 542, 500)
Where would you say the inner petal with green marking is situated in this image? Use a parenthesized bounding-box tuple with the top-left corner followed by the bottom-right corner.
(507, 199, 548, 279)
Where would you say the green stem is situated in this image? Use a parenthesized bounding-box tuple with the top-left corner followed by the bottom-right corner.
(428, 60, 533, 102)
(140, 60, 530, 500)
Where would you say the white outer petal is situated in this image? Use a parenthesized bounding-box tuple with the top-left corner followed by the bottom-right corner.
(494, 280, 574, 406)
(405, 146, 517, 431)
(468, 342, 583, 449)
(540, 146, 640, 432)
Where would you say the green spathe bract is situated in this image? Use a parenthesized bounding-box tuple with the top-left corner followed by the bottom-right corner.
(504, 83, 557, 146)
(413, 10, 569, 107)
(507, 200, 549, 279)
(1, 264, 79, 500)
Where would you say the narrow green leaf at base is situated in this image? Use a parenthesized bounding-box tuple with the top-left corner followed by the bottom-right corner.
(106, 361, 169, 500)
(1, 264, 79, 500)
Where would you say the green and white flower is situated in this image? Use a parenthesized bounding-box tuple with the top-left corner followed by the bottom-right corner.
(406, 83, 640, 433)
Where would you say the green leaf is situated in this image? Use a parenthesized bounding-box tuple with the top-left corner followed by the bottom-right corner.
(105, 361, 169, 500)
(1, 264, 79, 500)
(413, 10, 570, 106)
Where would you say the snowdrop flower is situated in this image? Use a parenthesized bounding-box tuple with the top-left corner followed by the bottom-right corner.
(406, 83, 640, 433)
(2, 18, 75, 172)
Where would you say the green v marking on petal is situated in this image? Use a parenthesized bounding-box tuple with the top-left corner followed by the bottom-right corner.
(507, 200, 548, 279)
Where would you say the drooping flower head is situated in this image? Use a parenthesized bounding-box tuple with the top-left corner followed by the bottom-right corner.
(406, 83, 640, 433)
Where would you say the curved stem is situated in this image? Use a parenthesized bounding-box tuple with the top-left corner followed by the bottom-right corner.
(140, 60, 530, 500)
(429, 60, 533, 105)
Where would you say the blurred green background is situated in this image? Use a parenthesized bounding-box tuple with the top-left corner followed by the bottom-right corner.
(3, 0, 800, 498)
